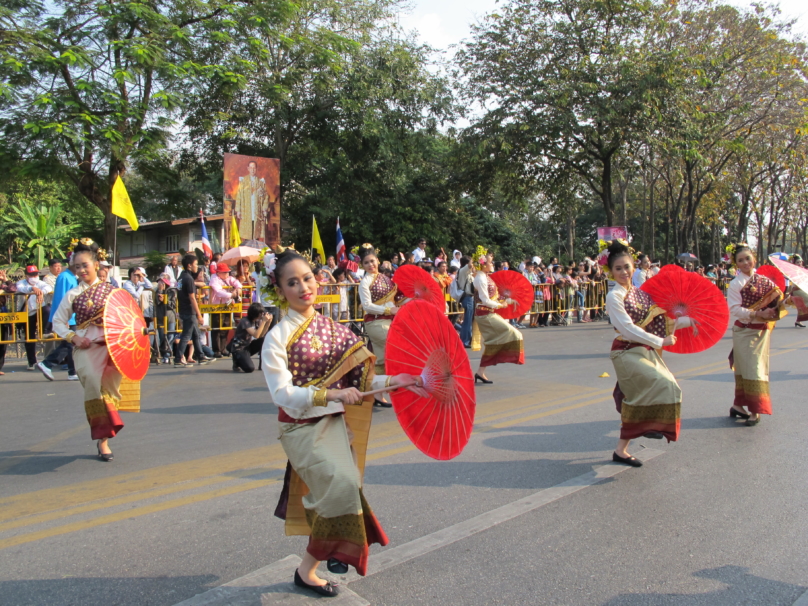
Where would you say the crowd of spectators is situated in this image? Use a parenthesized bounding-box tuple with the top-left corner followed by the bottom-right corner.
(0, 238, 752, 379)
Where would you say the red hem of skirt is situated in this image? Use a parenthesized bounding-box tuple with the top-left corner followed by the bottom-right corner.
(480, 350, 525, 368)
(89, 404, 124, 440)
(305, 511, 389, 577)
(620, 420, 680, 443)
(734, 389, 772, 415)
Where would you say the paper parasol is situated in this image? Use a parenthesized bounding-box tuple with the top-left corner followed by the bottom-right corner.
(641, 270, 728, 354)
(385, 300, 476, 460)
(220, 246, 261, 264)
(657, 264, 686, 276)
(104, 289, 151, 381)
(489, 271, 534, 320)
(392, 264, 445, 312)
(769, 256, 808, 292)
(756, 264, 786, 293)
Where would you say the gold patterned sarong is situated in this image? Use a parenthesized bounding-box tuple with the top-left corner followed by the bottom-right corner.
(731, 325, 772, 415)
(474, 313, 524, 367)
(73, 325, 123, 439)
(364, 318, 392, 375)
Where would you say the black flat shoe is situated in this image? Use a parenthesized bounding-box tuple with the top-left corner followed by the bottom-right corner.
(96, 441, 113, 462)
(327, 558, 349, 574)
(475, 374, 493, 384)
(796, 322, 806, 328)
(642, 431, 664, 439)
(374, 399, 392, 408)
(293, 570, 339, 598)
(745, 416, 761, 426)
(729, 407, 750, 420)
(612, 452, 642, 467)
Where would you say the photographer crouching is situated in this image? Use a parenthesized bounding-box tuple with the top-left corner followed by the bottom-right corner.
(229, 302, 269, 373)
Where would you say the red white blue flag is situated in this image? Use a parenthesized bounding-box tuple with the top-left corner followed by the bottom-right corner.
(336, 217, 346, 263)
(200, 210, 213, 258)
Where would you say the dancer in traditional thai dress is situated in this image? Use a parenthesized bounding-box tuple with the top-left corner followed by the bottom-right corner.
(262, 250, 426, 597)
(471, 247, 524, 384)
(603, 240, 693, 467)
(357, 243, 402, 407)
(726, 243, 786, 426)
(787, 254, 808, 328)
(52, 241, 123, 461)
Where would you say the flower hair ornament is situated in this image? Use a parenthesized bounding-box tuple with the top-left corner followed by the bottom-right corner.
(471, 245, 489, 266)
(597, 239, 636, 278)
(725, 242, 750, 264)
(258, 246, 287, 309)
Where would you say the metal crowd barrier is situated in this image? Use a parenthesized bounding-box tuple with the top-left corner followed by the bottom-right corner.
(1, 274, 738, 351)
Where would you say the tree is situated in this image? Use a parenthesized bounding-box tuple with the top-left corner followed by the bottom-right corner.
(0, 0, 277, 249)
(0, 199, 77, 268)
(456, 0, 675, 225)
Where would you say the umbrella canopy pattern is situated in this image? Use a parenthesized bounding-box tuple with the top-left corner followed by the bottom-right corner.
(489, 271, 534, 320)
(104, 289, 150, 381)
(769, 256, 808, 292)
(641, 270, 729, 354)
(392, 264, 446, 312)
(385, 300, 476, 460)
(220, 246, 261, 264)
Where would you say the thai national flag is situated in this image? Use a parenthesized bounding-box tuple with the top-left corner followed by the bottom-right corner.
(200, 210, 213, 258)
(336, 217, 346, 263)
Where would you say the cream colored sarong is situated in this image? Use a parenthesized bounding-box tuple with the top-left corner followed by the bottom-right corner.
(364, 318, 391, 374)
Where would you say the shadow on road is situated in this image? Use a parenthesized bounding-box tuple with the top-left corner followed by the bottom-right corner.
(0, 574, 220, 606)
(142, 402, 276, 415)
(599, 565, 806, 605)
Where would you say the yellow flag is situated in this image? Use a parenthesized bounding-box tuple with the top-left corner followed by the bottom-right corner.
(229, 216, 241, 248)
(111, 176, 138, 231)
(311, 215, 326, 265)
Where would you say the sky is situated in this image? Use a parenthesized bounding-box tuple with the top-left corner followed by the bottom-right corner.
(398, 0, 808, 50)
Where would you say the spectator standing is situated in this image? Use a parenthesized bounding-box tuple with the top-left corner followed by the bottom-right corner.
(174, 254, 211, 367)
(155, 274, 178, 364)
(98, 261, 119, 287)
(0, 270, 18, 377)
(123, 267, 153, 300)
(632, 254, 652, 288)
(210, 252, 222, 275)
(16, 265, 53, 370)
(455, 256, 474, 347)
(164, 255, 182, 286)
(331, 267, 355, 322)
(36, 261, 79, 381)
(451, 250, 462, 269)
(210, 263, 242, 357)
(41, 259, 62, 356)
(412, 238, 428, 263)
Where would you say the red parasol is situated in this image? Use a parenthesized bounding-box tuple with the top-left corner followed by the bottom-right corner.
(657, 264, 686, 276)
(756, 264, 786, 293)
(392, 264, 446, 312)
(384, 300, 476, 460)
(641, 270, 729, 354)
(489, 271, 534, 320)
(104, 289, 151, 381)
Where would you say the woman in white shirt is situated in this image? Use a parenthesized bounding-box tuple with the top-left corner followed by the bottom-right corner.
(261, 250, 424, 596)
(604, 240, 693, 467)
(471, 249, 524, 383)
(725, 243, 786, 426)
(632, 254, 652, 288)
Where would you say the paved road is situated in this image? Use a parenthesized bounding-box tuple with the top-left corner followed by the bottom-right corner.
(1, 319, 807, 605)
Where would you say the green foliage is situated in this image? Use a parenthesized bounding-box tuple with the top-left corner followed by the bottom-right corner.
(143, 250, 168, 278)
(0, 198, 78, 268)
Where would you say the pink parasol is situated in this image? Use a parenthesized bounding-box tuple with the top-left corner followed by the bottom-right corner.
(768, 256, 808, 292)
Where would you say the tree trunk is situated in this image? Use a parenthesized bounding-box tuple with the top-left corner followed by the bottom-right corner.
(601, 155, 614, 226)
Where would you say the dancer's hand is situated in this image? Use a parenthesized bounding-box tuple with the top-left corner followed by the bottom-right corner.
(756, 308, 776, 321)
(662, 335, 677, 347)
(390, 374, 429, 398)
(329, 387, 364, 405)
(72, 336, 92, 349)
(504, 298, 516, 306)
(388, 305, 399, 315)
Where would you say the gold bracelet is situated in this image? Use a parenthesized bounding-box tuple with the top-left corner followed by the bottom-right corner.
(313, 389, 329, 407)
(385, 376, 393, 388)
(65, 331, 76, 344)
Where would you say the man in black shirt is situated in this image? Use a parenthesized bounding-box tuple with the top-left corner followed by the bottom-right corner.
(174, 254, 211, 367)
(231, 302, 268, 373)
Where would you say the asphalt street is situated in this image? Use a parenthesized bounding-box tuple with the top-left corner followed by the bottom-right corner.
(1, 318, 807, 605)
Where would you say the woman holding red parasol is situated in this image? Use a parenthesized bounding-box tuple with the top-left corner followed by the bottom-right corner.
(51, 240, 124, 462)
(261, 250, 425, 597)
(471, 247, 524, 383)
(726, 243, 786, 426)
(602, 240, 695, 467)
(357, 243, 403, 407)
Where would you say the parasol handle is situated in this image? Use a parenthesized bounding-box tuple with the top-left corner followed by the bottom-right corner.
(359, 379, 418, 398)
(141, 328, 156, 336)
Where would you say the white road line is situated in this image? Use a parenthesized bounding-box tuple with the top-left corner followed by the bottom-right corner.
(174, 449, 664, 605)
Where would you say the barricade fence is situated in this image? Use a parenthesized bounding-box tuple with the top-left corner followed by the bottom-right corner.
(0, 277, 738, 353)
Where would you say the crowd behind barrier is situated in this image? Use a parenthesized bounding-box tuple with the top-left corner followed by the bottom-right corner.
(0, 274, 739, 357)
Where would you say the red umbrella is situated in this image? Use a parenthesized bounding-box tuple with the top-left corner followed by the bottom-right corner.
(392, 264, 445, 312)
(104, 289, 151, 381)
(489, 271, 534, 320)
(756, 264, 786, 293)
(658, 264, 686, 276)
(384, 300, 476, 460)
(641, 271, 728, 354)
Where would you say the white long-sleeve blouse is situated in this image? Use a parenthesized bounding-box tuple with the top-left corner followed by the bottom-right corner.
(359, 273, 396, 315)
(52, 278, 101, 342)
(473, 272, 504, 309)
(726, 270, 757, 324)
(261, 308, 388, 420)
(606, 283, 665, 349)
